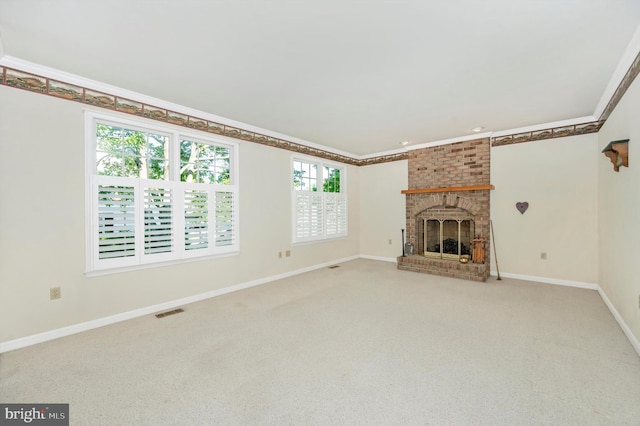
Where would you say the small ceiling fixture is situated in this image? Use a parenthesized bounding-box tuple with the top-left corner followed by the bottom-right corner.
(470, 127, 484, 133)
(400, 141, 410, 146)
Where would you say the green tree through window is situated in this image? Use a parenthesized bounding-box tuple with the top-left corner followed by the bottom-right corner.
(323, 167, 340, 193)
(180, 139, 230, 184)
(96, 124, 169, 180)
(89, 115, 238, 273)
(292, 158, 346, 242)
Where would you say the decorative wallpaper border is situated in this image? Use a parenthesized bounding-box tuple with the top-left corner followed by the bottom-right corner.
(359, 152, 409, 165)
(491, 121, 605, 147)
(1, 55, 638, 163)
(491, 49, 640, 148)
(599, 50, 640, 122)
(0, 66, 361, 166)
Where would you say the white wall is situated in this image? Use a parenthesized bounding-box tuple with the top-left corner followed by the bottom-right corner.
(490, 134, 599, 284)
(597, 76, 640, 347)
(3, 72, 636, 350)
(359, 160, 407, 260)
(0, 85, 360, 344)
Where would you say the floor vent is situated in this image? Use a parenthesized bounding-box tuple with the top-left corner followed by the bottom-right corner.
(328, 265, 340, 269)
(155, 308, 184, 319)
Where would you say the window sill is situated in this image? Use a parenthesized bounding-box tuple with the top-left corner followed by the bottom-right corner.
(85, 251, 240, 277)
(292, 235, 348, 247)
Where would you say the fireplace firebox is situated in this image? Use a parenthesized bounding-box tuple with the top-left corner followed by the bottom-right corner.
(397, 138, 492, 282)
(420, 215, 473, 259)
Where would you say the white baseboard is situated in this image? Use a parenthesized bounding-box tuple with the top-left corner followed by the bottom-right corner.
(596, 286, 640, 358)
(490, 271, 598, 290)
(359, 254, 398, 263)
(489, 271, 639, 358)
(0, 255, 360, 353)
(5, 258, 637, 360)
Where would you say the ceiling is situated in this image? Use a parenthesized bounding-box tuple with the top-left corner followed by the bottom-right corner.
(1, 1, 640, 156)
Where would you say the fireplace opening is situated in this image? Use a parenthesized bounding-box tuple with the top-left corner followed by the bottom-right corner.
(419, 218, 474, 259)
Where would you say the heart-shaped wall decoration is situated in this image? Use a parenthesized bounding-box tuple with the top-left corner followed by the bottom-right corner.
(516, 202, 529, 214)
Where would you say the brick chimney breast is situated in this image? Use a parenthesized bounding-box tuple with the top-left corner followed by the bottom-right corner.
(400, 138, 491, 282)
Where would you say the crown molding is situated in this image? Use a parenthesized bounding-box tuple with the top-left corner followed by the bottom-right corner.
(0, 50, 635, 165)
(407, 132, 494, 152)
(599, 49, 640, 122)
(357, 146, 408, 160)
(594, 23, 640, 120)
(402, 115, 603, 150)
(491, 121, 604, 147)
(358, 151, 409, 166)
(0, 57, 263, 136)
(490, 116, 597, 138)
(0, 55, 361, 163)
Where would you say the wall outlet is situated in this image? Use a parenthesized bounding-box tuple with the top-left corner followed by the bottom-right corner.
(50, 287, 61, 300)
(388, 239, 392, 245)
(540, 252, 547, 260)
(285, 250, 291, 257)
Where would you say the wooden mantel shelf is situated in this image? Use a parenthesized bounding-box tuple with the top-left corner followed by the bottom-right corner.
(401, 184, 494, 194)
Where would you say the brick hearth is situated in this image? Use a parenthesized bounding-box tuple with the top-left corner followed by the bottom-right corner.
(398, 138, 491, 281)
(397, 255, 490, 282)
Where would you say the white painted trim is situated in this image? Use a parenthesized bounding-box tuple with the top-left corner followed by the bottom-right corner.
(593, 23, 640, 119)
(407, 132, 494, 152)
(359, 254, 398, 263)
(596, 286, 640, 358)
(402, 115, 596, 154)
(357, 147, 409, 160)
(489, 272, 639, 357)
(84, 110, 241, 275)
(490, 271, 598, 290)
(291, 155, 348, 244)
(367, 115, 599, 156)
(387, 115, 597, 155)
(359, 114, 601, 156)
(0, 255, 359, 353)
(86, 252, 240, 278)
(0, 55, 358, 160)
(0, 56, 613, 163)
(490, 116, 598, 138)
(3, 257, 638, 359)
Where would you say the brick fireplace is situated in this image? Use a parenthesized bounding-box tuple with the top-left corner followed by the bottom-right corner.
(397, 138, 491, 282)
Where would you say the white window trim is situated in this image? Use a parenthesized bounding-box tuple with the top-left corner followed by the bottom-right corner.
(291, 154, 347, 244)
(84, 110, 240, 276)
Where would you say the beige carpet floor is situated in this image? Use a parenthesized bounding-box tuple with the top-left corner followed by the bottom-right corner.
(1, 259, 639, 425)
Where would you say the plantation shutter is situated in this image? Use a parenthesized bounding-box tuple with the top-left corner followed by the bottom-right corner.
(215, 190, 237, 249)
(142, 183, 175, 261)
(97, 183, 136, 259)
(184, 187, 210, 252)
(182, 185, 238, 255)
(88, 116, 239, 273)
(295, 192, 324, 242)
(325, 194, 347, 237)
(93, 177, 138, 269)
(292, 158, 347, 243)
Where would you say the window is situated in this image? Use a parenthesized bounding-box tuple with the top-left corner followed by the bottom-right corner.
(292, 157, 347, 243)
(86, 112, 238, 273)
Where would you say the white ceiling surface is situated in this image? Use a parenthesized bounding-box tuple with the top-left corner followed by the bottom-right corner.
(1, 1, 640, 156)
